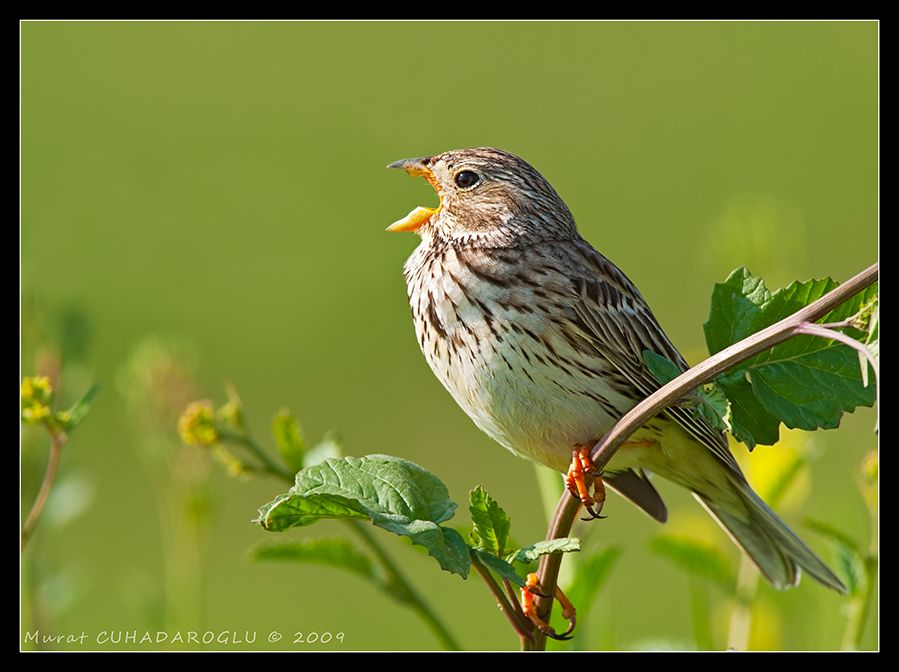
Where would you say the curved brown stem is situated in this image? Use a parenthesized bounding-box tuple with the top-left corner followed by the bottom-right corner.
(470, 553, 534, 647)
(531, 262, 878, 650)
(22, 430, 67, 548)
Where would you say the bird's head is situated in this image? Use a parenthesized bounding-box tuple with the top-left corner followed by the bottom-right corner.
(387, 147, 577, 244)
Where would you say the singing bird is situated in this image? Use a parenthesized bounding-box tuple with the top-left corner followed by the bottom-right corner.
(386, 148, 844, 620)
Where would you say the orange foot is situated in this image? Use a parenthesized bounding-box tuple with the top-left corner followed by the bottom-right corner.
(520, 573, 577, 640)
(565, 444, 606, 520)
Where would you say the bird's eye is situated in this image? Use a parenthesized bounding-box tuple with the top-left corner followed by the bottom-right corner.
(454, 170, 480, 189)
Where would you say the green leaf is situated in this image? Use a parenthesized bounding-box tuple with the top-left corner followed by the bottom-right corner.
(694, 383, 732, 433)
(473, 549, 527, 587)
(704, 267, 773, 356)
(643, 349, 681, 384)
(58, 384, 100, 432)
(704, 269, 877, 446)
(564, 545, 622, 616)
(649, 535, 735, 591)
(745, 302, 877, 430)
(506, 538, 581, 564)
(835, 544, 867, 596)
(252, 537, 377, 581)
(468, 486, 512, 556)
(717, 371, 780, 448)
(271, 409, 306, 473)
(255, 455, 470, 578)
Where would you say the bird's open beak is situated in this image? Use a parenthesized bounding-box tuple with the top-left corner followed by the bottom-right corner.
(386, 157, 442, 233)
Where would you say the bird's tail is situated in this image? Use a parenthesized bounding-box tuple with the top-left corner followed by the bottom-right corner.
(695, 478, 846, 593)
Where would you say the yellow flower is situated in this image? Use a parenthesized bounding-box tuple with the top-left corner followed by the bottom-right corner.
(21, 376, 54, 425)
(178, 401, 219, 446)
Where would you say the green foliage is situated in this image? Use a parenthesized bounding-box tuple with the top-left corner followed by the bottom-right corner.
(468, 486, 512, 556)
(716, 371, 781, 448)
(649, 535, 735, 591)
(506, 538, 581, 565)
(646, 269, 878, 450)
(473, 550, 527, 588)
(256, 455, 470, 578)
(704, 269, 877, 445)
(271, 409, 306, 474)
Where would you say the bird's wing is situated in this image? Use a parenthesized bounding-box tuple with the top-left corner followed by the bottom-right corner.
(564, 240, 742, 475)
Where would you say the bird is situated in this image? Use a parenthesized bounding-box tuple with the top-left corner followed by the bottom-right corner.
(385, 147, 845, 619)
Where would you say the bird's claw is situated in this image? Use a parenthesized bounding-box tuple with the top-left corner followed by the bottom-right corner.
(566, 444, 606, 521)
(520, 573, 577, 640)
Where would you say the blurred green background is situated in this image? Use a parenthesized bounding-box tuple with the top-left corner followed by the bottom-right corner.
(21, 21, 877, 651)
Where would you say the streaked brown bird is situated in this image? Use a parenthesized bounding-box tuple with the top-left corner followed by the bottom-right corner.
(387, 147, 844, 599)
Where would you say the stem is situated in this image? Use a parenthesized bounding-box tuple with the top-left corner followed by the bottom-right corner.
(225, 431, 463, 651)
(470, 553, 534, 647)
(794, 323, 878, 387)
(219, 430, 295, 482)
(531, 262, 878, 650)
(346, 519, 463, 651)
(21, 429, 67, 548)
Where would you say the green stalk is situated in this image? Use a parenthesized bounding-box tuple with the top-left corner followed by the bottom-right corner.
(346, 519, 463, 651)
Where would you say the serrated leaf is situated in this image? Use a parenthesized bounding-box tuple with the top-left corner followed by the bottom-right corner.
(468, 486, 511, 556)
(564, 546, 622, 616)
(252, 537, 377, 581)
(60, 384, 100, 431)
(695, 383, 732, 433)
(704, 269, 877, 445)
(649, 535, 735, 591)
(473, 549, 527, 587)
(271, 409, 306, 473)
(747, 346, 875, 432)
(743, 278, 876, 429)
(255, 455, 470, 578)
(704, 267, 773, 356)
(506, 538, 581, 564)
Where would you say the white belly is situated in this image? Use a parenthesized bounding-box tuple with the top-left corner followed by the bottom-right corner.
(408, 245, 635, 473)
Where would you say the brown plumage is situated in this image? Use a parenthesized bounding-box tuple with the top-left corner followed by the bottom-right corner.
(387, 147, 844, 593)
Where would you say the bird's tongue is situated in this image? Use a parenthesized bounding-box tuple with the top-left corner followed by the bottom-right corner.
(386, 205, 439, 233)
